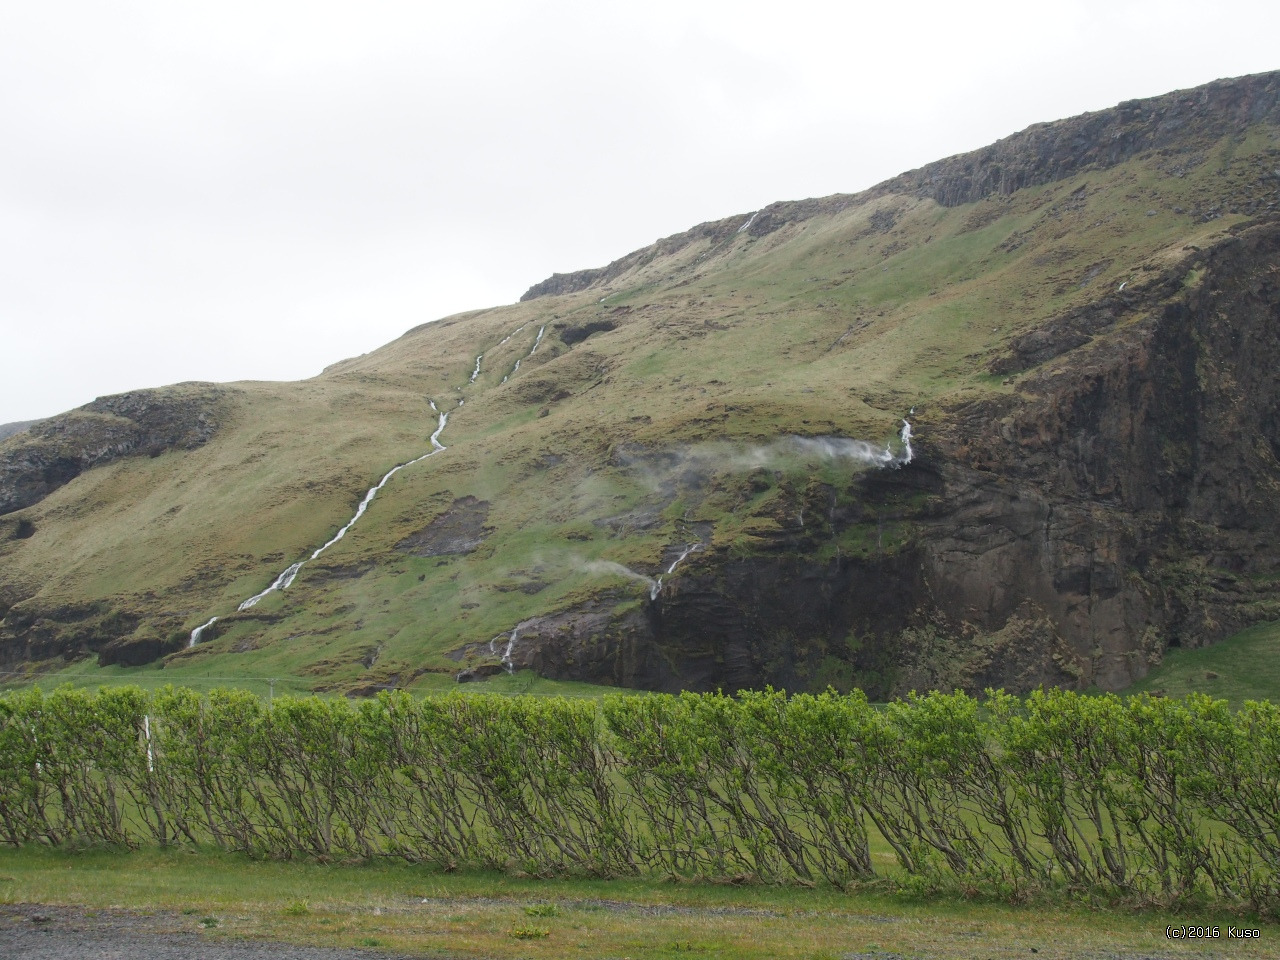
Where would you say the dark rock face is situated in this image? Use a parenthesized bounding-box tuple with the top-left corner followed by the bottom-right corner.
(0, 386, 226, 516)
(954, 221, 1280, 676)
(97, 632, 185, 668)
(0, 386, 225, 667)
(518, 221, 1280, 696)
(0, 599, 157, 667)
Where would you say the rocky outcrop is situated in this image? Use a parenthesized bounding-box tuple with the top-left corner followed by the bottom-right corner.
(0, 385, 227, 516)
(885, 71, 1280, 207)
(947, 220, 1280, 663)
(520, 215, 746, 300)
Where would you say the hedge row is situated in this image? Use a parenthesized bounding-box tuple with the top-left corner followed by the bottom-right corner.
(0, 686, 1276, 910)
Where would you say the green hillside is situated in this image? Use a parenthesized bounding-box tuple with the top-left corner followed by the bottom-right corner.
(2, 71, 1279, 697)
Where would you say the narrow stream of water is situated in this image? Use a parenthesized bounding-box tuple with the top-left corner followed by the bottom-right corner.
(190, 323, 553, 646)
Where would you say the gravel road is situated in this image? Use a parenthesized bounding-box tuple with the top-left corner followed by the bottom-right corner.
(0, 905, 423, 960)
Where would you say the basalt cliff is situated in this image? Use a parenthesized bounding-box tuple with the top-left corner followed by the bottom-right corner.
(2, 71, 1278, 696)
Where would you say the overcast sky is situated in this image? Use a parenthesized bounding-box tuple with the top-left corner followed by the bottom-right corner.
(1, 1, 1277, 424)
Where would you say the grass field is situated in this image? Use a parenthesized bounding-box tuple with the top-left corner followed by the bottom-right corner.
(1125, 619, 1280, 708)
(1, 845, 1274, 959)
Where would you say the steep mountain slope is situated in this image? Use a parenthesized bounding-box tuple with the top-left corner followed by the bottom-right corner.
(2, 71, 1278, 696)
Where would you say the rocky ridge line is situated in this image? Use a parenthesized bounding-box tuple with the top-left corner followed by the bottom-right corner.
(521, 70, 1280, 302)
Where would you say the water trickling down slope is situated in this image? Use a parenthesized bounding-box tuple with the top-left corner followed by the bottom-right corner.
(235, 404, 451, 612)
(489, 619, 538, 673)
(187, 403, 453, 645)
(502, 324, 546, 384)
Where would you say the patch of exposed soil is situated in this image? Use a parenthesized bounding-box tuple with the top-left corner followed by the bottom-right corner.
(394, 496, 491, 557)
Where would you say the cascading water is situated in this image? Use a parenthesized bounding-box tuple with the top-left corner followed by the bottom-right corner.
(190, 316, 520, 644)
(899, 419, 913, 464)
(188, 615, 218, 648)
(584, 545, 701, 601)
(529, 325, 547, 354)
(737, 210, 760, 233)
(666, 544, 700, 574)
(650, 543, 703, 599)
(487, 621, 531, 673)
(501, 627, 519, 673)
(238, 563, 304, 611)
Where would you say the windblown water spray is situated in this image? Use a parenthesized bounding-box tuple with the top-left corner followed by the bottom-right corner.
(584, 559, 658, 596)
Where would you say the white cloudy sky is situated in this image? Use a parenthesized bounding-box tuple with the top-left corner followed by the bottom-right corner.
(1, 0, 1277, 424)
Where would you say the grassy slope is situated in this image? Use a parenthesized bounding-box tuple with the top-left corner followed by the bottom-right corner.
(2, 121, 1275, 694)
(2, 846, 1274, 960)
